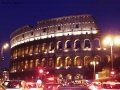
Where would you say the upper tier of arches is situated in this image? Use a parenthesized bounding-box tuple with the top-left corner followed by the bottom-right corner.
(10, 14, 101, 48)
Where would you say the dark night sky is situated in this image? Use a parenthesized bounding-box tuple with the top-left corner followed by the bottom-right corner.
(0, 0, 120, 68)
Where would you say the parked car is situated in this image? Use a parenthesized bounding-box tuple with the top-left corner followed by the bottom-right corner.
(26, 82, 37, 90)
(43, 83, 63, 90)
(3, 80, 22, 89)
(58, 86, 90, 90)
(100, 81, 120, 90)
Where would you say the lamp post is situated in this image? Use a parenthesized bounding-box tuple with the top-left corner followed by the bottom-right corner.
(90, 60, 99, 79)
(104, 36, 114, 70)
(1, 43, 9, 60)
(0, 43, 9, 80)
(103, 33, 120, 70)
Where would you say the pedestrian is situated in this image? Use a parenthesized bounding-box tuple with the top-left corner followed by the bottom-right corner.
(20, 80, 28, 90)
(36, 80, 43, 90)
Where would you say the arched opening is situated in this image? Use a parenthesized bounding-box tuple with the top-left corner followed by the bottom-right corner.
(74, 56, 81, 66)
(48, 58, 54, 67)
(94, 39, 100, 48)
(25, 46, 29, 54)
(35, 44, 39, 53)
(41, 58, 46, 67)
(65, 40, 71, 49)
(29, 45, 33, 54)
(42, 43, 46, 52)
(65, 57, 71, 66)
(35, 59, 39, 68)
(57, 41, 63, 50)
(56, 57, 62, 67)
(84, 56, 91, 66)
(84, 39, 90, 48)
(24, 60, 28, 69)
(30, 60, 33, 68)
(49, 42, 55, 51)
(74, 39, 81, 49)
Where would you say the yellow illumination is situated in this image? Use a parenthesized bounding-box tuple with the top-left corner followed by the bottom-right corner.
(114, 37, 120, 45)
(106, 37, 112, 42)
(3, 43, 9, 49)
(90, 62, 93, 65)
(56, 67, 60, 69)
(95, 74, 98, 79)
(96, 61, 99, 64)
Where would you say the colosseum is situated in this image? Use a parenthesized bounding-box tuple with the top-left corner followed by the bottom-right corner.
(10, 14, 115, 82)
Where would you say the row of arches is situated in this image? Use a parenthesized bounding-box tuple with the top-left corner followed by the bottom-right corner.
(11, 38, 101, 59)
(10, 55, 104, 72)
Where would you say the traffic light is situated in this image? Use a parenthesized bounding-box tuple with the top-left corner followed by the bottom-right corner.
(39, 69, 43, 74)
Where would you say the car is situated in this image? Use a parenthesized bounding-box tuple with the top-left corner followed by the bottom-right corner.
(3, 80, 22, 89)
(43, 83, 63, 90)
(89, 81, 101, 90)
(26, 82, 37, 90)
(58, 86, 90, 90)
(99, 81, 120, 90)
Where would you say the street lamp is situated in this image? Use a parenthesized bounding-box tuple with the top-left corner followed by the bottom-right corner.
(104, 36, 113, 70)
(0, 43, 9, 80)
(103, 34, 120, 70)
(90, 60, 99, 79)
(1, 43, 9, 60)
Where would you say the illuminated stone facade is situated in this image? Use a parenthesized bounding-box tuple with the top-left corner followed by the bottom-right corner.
(10, 14, 111, 81)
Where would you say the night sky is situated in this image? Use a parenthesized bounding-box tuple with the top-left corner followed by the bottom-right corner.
(0, 0, 120, 68)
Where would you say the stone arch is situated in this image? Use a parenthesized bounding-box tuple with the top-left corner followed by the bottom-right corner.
(12, 63, 15, 71)
(24, 60, 28, 69)
(65, 40, 71, 49)
(49, 42, 55, 51)
(18, 48, 21, 56)
(74, 39, 81, 49)
(56, 57, 62, 67)
(84, 56, 91, 66)
(13, 49, 17, 58)
(29, 45, 33, 54)
(94, 55, 101, 62)
(41, 58, 46, 67)
(15, 49, 17, 57)
(57, 41, 63, 50)
(42, 43, 47, 52)
(30, 60, 33, 68)
(48, 58, 54, 67)
(21, 47, 24, 55)
(105, 55, 111, 62)
(25, 46, 29, 54)
(35, 59, 39, 68)
(21, 61, 24, 69)
(14, 63, 17, 70)
(93, 38, 100, 48)
(35, 44, 39, 53)
(65, 56, 72, 66)
(84, 39, 91, 48)
(74, 56, 81, 66)
(17, 62, 20, 70)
